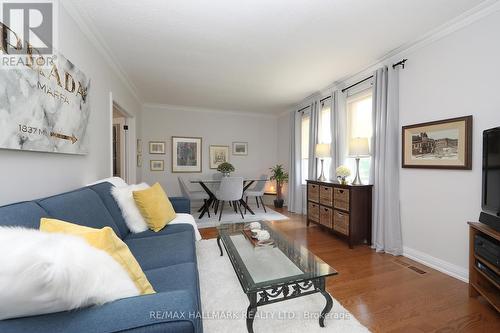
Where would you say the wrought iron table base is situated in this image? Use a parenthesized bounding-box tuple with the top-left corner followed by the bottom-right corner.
(217, 236, 333, 332)
(245, 278, 333, 333)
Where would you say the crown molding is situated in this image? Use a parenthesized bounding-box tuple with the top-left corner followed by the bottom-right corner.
(300, 0, 500, 104)
(143, 103, 279, 119)
(60, 0, 142, 104)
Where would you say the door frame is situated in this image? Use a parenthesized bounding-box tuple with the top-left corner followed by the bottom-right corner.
(109, 92, 137, 184)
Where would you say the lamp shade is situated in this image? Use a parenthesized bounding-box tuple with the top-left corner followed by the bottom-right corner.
(315, 143, 331, 158)
(349, 137, 370, 157)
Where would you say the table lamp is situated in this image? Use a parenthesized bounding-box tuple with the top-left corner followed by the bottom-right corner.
(349, 138, 370, 185)
(315, 143, 330, 181)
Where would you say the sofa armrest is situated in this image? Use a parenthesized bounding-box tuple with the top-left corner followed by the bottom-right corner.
(169, 197, 191, 214)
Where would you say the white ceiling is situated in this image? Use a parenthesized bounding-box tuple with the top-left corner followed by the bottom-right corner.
(66, 0, 487, 114)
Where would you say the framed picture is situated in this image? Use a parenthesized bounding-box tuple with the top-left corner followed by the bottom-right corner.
(149, 141, 165, 154)
(150, 160, 164, 171)
(137, 154, 143, 168)
(232, 142, 248, 156)
(209, 145, 229, 169)
(137, 139, 142, 154)
(172, 136, 202, 173)
(402, 115, 472, 169)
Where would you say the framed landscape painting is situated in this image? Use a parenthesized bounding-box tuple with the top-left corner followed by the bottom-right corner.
(209, 145, 229, 169)
(402, 116, 472, 169)
(172, 136, 202, 173)
(150, 160, 164, 171)
(149, 141, 165, 154)
(232, 142, 248, 155)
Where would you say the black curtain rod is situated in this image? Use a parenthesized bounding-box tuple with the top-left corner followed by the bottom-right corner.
(392, 58, 408, 69)
(300, 60, 407, 106)
(341, 75, 373, 93)
(297, 105, 311, 113)
(320, 95, 332, 103)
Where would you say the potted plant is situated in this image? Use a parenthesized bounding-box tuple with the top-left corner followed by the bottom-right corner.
(269, 164, 289, 208)
(217, 162, 235, 177)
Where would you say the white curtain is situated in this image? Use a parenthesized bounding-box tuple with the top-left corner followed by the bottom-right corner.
(330, 90, 348, 179)
(308, 100, 319, 180)
(287, 110, 303, 213)
(371, 66, 403, 255)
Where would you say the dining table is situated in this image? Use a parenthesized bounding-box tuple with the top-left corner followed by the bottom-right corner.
(190, 178, 268, 219)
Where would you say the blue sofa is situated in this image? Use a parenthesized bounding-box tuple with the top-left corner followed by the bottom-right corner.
(0, 182, 202, 333)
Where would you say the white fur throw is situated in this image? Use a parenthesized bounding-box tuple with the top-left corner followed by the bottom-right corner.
(0, 227, 139, 320)
(111, 183, 150, 233)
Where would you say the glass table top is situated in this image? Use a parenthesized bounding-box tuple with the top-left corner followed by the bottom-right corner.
(190, 178, 267, 183)
(217, 221, 338, 293)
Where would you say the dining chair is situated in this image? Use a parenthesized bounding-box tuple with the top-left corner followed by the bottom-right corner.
(178, 177, 211, 217)
(215, 177, 244, 221)
(244, 174, 268, 213)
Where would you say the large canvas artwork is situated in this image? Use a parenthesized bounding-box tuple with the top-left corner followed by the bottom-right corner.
(172, 136, 202, 173)
(402, 116, 472, 169)
(0, 48, 91, 154)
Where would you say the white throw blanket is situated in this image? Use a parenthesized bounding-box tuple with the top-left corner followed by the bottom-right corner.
(0, 227, 138, 320)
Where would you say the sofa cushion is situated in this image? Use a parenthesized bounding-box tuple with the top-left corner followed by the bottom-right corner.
(37, 188, 122, 238)
(144, 263, 201, 332)
(0, 201, 48, 229)
(0, 290, 199, 333)
(125, 230, 196, 270)
(145, 263, 199, 294)
(88, 182, 130, 237)
(125, 223, 194, 240)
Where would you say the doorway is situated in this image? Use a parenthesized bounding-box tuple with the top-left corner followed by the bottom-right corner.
(112, 104, 129, 182)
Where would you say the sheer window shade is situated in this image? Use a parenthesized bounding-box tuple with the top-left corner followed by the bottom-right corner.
(317, 99, 332, 180)
(346, 90, 373, 184)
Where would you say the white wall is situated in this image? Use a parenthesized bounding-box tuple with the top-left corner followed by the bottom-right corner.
(140, 105, 278, 197)
(0, 4, 141, 205)
(399, 10, 500, 279)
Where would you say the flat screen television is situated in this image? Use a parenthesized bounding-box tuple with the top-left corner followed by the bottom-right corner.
(481, 127, 500, 231)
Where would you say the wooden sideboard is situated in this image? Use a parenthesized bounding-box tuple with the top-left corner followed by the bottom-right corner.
(306, 180, 372, 248)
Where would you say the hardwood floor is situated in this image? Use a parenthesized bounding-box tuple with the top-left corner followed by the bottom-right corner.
(199, 207, 500, 333)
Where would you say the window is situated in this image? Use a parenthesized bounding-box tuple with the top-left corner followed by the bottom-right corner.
(317, 98, 332, 180)
(301, 112, 310, 184)
(346, 90, 373, 183)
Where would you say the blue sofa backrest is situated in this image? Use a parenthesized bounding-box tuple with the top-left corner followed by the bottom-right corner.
(0, 182, 191, 240)
(36, 187, 124, 237)
(0, 201, 49, 229)
(87, 182, 130, 237)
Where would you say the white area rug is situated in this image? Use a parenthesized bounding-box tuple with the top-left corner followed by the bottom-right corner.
(196, 239, 370, 333)
(193, 206, 289, 229)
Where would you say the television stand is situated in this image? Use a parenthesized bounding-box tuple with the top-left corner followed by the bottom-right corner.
(468, 221, 500, 312)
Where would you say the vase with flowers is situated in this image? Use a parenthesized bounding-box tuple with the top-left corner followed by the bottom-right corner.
(217, 162, 235, 177)
(336, 165, 351, 185)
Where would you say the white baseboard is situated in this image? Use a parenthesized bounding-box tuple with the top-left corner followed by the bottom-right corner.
(403, 246, 469, 283)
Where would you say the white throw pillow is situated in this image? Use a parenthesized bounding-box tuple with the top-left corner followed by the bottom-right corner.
(0, 227, 139, 320)
(111, 183, 150, 233)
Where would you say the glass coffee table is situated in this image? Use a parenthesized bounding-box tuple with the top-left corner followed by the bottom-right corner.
(216, 221, 338, 333)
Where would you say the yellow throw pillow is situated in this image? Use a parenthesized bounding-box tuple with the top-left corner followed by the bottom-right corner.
(132, 183, 176, 232)
(40, 218, 155, 295)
